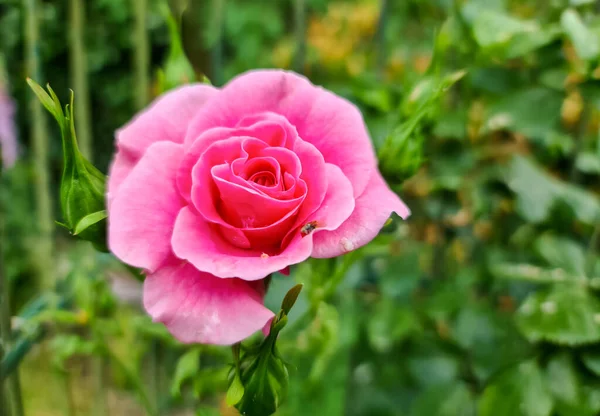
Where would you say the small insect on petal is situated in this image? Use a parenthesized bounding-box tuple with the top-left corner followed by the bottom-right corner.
(300, 221, 319, 237)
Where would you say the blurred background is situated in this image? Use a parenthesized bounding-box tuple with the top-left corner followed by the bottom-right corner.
(1, 0, 600, 415)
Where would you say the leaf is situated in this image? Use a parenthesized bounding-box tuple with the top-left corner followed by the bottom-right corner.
(560, 184, 600, 224)
(170, 348, 201, 397)
(545, 353, 600, 416)
(504, 155, 600, 224)
(576, 152, 600, 174)
(490, 263, 581, 284)
(561, 9, 600, 61)
(281, 284, 303, 315)
(407, 344, 460, 388)
(478, 360, 553, 416)
(516, 286, 600, 345)
(504, 156, 558, 223)
(410, 382, 475, 416)
(534, 234, 587, 276)
(472, 10, 538, 49)
(581, 351, 600, 377)
(367, 300, 419, 353)
(451, 305, 531, 381)
(226, 373, 245, 407)
(485, 88, 562, 139)
(73, 210, 108, 236)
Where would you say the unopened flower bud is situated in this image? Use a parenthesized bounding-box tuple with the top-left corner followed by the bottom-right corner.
(27, 80, 107, 251)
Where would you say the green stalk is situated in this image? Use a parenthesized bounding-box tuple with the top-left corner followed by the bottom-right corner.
(133, 0, 150, 109)
(105, 346, 157, 416)
(0, 171, 12, 416)
(69, 0, 93, 161)
(62, 369, 76, 416)
(211, 0, 226, 86)
(293, 0, 306, 74)
(375, 0, 389, 77)
(25, 0, 54, 290)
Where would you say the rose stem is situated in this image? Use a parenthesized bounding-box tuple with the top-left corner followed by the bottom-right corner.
(293, 0, 307, 74)
(25, 0, 54, 291)
(375, 0, 389, 78)
(69, 0, 93, 161)
(133, 0, 150, 109)
(211, 0, 226, 86)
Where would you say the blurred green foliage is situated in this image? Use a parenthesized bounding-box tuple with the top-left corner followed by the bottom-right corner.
(2, 0, 600, 415)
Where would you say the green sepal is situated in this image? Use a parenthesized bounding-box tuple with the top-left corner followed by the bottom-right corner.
(225, 285, 303, 416)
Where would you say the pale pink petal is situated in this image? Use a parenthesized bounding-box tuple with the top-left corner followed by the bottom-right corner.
(312, 171, 410, 258)
(109, 142, 185, 272)
(108, 84, 216, 202)
(144, 257, 274, 345)
(185, 70, 377, 196)
(171, 207, 313, 280)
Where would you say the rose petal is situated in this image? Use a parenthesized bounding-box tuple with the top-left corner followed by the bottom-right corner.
(312, 171, 410, 258)
(171, 207, 313, 280)
(185, 70, 377, 197)
(144, 257, 274, 345)
(213, 167, 302, 228)
(108, 84, 216, 203)
(307, 163, 355, 231)
(109, 141, 185, 272)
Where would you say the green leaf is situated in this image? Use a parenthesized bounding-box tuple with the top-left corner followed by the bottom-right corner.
(504, 155, 600, 224)
(170, 348, 201, 397)
(576, 152, 600, 174)
(486, 89, 562, 139)
(472, 11, 537, 49)
(367, 300, 419, 353)
(281, 284, 303, 315)
(560, 184, 600, 224)
(504, 156, 558, 222)
(50, 334, 99, 370)
(407, 346, 460, 388)
(545, 353, 600, 416)
(410, 382, 475, 416)
(491, 263, 581, 284)
(73, 210, 107, 236)
(479, 360, 553, 416)
(451, 305, 532, 382)
(534, 234, 587, 276)
(581, 351, 600, 377)
(226, 373, 245, 406)
(516, 286, 600, 345)
(561, 9, 600, 61)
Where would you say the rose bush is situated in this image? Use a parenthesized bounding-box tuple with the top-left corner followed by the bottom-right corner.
(108, 70, 409, 345)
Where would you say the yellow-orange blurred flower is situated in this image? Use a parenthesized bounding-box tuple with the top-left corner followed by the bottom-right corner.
(561, 89, 584, 127)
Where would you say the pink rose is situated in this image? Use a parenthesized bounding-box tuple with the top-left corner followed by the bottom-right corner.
(108, 70, 409, 345)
